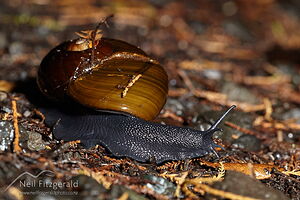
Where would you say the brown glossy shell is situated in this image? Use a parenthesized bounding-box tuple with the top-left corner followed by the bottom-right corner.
(38, 38, 168, 120)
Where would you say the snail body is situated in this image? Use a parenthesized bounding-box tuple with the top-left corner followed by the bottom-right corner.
(38, 32, 235, 163)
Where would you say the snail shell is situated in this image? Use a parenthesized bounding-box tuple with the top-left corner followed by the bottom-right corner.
(37, 38, 168, 120)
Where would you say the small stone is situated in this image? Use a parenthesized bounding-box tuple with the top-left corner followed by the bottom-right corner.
(145, 175, 176, 197)
(0, 91, 8, 101)
(232, 135, 261, 152)
(203, 69, 222, 80)
(281, 108, 300, 124)
(23, 110, 31, 117)
(164, 98, 185, 116)
(9, 42, 24, 55)
(207, 171, 289, 200)
(221, 82, 259, 104)
(0, 120, 15, 151)
(26, 131, 46, 151)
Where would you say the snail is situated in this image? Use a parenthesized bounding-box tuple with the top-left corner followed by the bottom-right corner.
(37, 23, 236, 163)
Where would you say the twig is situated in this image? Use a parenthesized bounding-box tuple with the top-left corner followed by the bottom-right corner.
(12, 99, 21, 153)
(90, 14, 113, 65)
(177, 69, 195, 92)
(160, 110, 184, 123)
(263, 98, 272, 121)
(121, 74, 142, 98)
(175, 171, 188, 198)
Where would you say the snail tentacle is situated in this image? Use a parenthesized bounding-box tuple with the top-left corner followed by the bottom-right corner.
(207, 105, 236, 131)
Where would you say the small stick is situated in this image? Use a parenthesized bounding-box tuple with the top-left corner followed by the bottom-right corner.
(177, 69, 196, 92)
(121, 74, 142, 98)
(160, 110, 184, 123)
(91, 14, 113, 66)
(12, 99, 21, 153)
(34, 109, 45, 123)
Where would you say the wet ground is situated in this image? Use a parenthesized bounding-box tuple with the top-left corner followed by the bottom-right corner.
(0, 0, 300, 199)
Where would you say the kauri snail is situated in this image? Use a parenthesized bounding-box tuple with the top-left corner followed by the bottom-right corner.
(37, 27, 235, 163)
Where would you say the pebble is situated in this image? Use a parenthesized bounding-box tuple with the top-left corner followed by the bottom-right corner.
(281, 108, 300, 124)
(23, 110, 31, 117)
(221, 82, 259, 104)
(203, 69, 222, 80)
(9, 42, 24, 55)
(164, 98, 185, 116)
(232, 135, 261, 152)
(207, 171, 289, 200)
(0, 91, 8, 101)
(145, 175, 176, 197)
(26, 131, 46, 151)
(0, 120, 15, 151)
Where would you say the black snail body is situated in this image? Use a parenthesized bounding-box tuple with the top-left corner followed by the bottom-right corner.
(37, 28, 236, 163)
